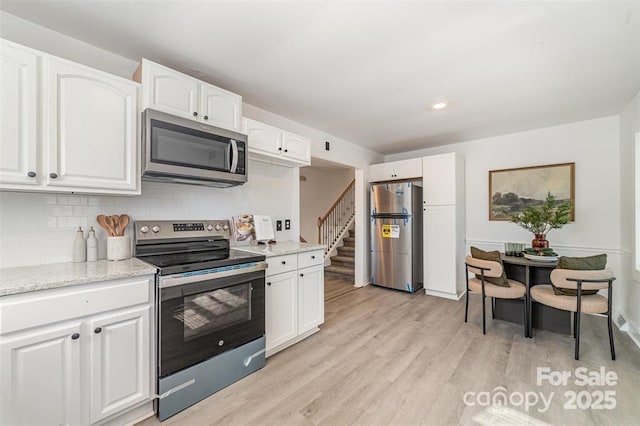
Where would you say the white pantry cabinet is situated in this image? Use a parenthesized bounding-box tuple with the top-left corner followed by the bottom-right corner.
(0, 275, 154, 426)
(242, 118, 311, 167)
(368, 158, 422, 182)
(0, 39, 140, 195)
(265, 249, 324, 356)
(136, 59, 242, 132)
(422, 152, 466, 300)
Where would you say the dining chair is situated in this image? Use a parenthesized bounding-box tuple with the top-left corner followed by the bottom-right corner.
(530, 268, 616, 360)
(464, 256, 528, 336)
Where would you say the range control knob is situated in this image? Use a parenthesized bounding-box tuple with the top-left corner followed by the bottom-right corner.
(151, 225, 161, 234)
(214, 224, 222, 231)
(222, 223, 229, 231)
(140, 225, 149, 234)
(206, 224, 214, 232)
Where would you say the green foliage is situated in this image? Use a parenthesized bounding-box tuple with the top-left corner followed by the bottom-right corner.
(510, 192, 572, 236)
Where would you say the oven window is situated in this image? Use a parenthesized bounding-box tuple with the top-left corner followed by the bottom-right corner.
(150, 120, 230, 171)
(174, 283, 252, 341)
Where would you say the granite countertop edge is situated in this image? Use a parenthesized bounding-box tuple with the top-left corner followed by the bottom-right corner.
(232, 241, 326, 257)
(0, 258, 157, 297)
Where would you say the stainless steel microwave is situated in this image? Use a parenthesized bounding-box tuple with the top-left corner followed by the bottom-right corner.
(142, 109, 247, 187)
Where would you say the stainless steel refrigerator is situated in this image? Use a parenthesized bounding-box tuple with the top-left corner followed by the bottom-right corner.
(370, 181, 423, 293)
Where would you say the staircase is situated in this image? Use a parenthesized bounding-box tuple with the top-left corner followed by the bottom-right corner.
(324, 228, 355, 280)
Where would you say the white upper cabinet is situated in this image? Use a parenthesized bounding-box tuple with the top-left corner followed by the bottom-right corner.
(200, 83, 242, 131)
(368, 158, 422, 182)
(45, 58, 138, 192)
(0, 39, 141, 195)
(0, 43, 38, 186)
(137, 59, 242, 132)
(242, 118, 311, 167)
(141, 60, 198, 119)
(422, 152, 460, 206)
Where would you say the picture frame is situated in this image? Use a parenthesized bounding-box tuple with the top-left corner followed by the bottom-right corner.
(488, 162, 575, 221)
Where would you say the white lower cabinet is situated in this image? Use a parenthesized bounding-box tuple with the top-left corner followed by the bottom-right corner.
(265, 250, 324, 356)
(0, 276, 154, 425)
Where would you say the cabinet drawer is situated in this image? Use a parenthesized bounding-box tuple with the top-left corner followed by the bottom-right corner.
(297, 250, 324, 269)
(266, 254, 297, 276)
(0, 276, 152, 335)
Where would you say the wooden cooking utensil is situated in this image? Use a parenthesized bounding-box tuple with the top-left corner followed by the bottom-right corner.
(110, 215, 120, 236)
(97, 214, 115, 236)
(105, 215, 117, 236)
(118, 214, 129, 236)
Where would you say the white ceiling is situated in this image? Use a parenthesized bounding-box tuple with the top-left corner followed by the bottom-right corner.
(2, 1, 639, 155)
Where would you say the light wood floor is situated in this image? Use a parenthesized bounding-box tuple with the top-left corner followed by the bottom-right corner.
(140, 279, 640, 425)
(324, 274, 358, 300)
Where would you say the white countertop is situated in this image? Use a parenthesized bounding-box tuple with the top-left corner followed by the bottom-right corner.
(0, 258, 157, 297)
(233, 241, 326, 257)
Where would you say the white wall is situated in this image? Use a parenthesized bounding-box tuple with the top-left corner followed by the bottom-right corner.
(386, 116, 624, 310)
(300, 167, 354, 243)
(619, 90, 640, 344)
(0, 161, 297, 268)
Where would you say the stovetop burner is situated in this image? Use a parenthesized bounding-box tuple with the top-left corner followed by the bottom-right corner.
(133, 219, 265, 275)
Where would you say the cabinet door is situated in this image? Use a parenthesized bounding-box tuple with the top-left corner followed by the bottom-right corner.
(88, 305, 150, 423)
(200, 83, 242, 132)
(143, 60, 198, 119)
(265, 271, 297, 351)
(44, 58, 138, 192)
(368, 162, 396, 182)
(423, 205, 457, 295)
(394, 158, 422, 180)
(423, 153, 456, 205)
(0, 321, 82, 426)
(242, 118, 282, 156)
(0, 42, 38, 186)
(298, 265, 324, 334)
(281, 131, 311, 165)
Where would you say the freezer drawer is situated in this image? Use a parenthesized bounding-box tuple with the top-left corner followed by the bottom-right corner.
(371, 251, 414, 292)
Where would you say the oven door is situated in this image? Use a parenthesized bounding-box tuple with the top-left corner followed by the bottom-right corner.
(158, 262, 266, 377)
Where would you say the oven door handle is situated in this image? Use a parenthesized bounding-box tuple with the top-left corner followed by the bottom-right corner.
(159, 261, 267, 288)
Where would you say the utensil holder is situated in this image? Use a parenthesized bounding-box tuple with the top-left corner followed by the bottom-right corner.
(107, 235, 131, 261)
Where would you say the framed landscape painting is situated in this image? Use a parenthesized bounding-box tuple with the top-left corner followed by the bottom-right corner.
(489, 162, 575, 221)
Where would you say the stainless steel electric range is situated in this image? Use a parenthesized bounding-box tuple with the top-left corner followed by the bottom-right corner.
(134, 220, 267, 421)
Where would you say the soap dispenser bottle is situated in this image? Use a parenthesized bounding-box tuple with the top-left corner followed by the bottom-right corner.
(73, 226, 87, 262)
(86, 226, 98, 262)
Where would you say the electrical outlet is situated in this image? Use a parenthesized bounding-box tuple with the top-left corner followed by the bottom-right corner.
(285, 219, 291, 230)
(325, 141, 330, 151)
(276, 220, 282, 231)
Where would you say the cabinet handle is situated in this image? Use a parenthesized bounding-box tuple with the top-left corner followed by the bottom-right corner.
(267, 282, 272, 286)
(49, 172, 58, 179)
(27, 171, 36, 178)
(278, 147, 282, 151)
(193, 112, 198, 117)
(94, 327, 102, 334)
(284, 149, 288, 153)
(204, 115, 209, 120)
(311, 255, 315, 259)
(300, 273, 304, 277)
(71, 333, 80, 340)
(281, 261, 286, 264)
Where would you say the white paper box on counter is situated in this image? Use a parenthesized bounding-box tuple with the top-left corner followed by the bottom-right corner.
(107, 235, 131, 261)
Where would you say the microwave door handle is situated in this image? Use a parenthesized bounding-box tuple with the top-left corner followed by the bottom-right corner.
(230, 139, 238, 173)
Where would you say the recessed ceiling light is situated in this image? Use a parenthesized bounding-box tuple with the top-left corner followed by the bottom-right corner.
(432, 102, 447, 110)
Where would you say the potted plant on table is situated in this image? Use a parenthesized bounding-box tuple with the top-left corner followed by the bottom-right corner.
(510, 192, 572, 250)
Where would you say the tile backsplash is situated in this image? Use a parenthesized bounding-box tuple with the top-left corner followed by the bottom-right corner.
(0, 160, 295, 268)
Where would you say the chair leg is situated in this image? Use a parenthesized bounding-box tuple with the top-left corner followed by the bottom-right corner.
(608, 311, 616, 361)
(491, 297, 495, 319)
(575, 311, 581, 361)
(482, 295, 486, 335)
(522, 296, 527, 338)
(573, 312, 577, 339)
(464, 290, 469, 323)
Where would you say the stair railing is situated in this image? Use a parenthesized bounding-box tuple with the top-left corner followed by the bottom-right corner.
(318, 179, 355, 257)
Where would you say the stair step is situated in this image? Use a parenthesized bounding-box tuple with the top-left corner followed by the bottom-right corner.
(325, 265, 355, 277)
(337, 246, 355, 255)
(343, 236, 355, 243)
(331, 255, 355, 264)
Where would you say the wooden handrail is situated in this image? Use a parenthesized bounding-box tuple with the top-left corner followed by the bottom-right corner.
(318, 179, 355, 225)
